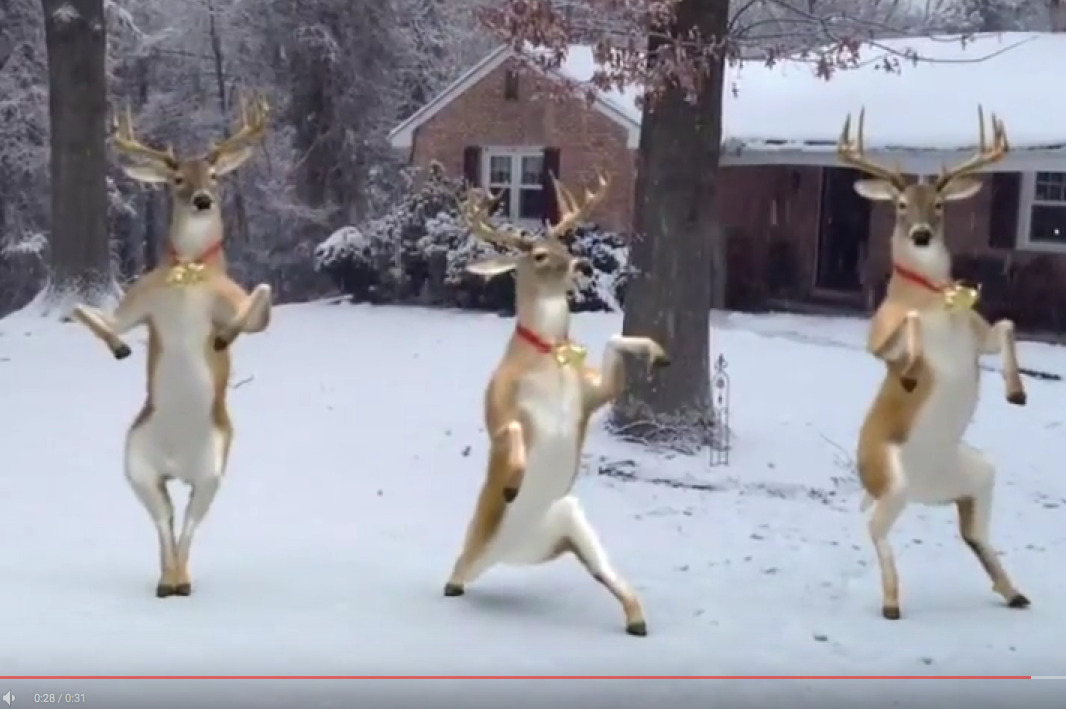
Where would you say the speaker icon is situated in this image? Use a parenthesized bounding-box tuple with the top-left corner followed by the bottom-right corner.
(2, 690, 12, 705)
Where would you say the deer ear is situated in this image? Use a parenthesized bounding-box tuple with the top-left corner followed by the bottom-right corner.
(940, 176, 982, 201)
(120, 162, 172, 184)
(853, 179, 899, 201)
(210, 146, 255, 176)
(466, 256, 519, 278)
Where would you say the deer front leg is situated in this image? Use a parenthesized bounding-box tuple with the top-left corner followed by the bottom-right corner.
(877, 310, 923, 392)
(213, 281, 273, 351)
(975, 316, 1026, 405)
(70, 279, 153, 359)
(581, 335, 670, 414)
(495, 420, 527, 503)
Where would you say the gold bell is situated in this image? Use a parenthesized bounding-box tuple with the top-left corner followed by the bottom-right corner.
(166, 261, 208, 286)
(943, 282, 980, 311)
(553, 342, 587, 368)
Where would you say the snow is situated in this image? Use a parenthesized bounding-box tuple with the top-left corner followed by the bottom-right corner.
(314, 224, 378, 265)
(50, 4, 79, 23)
(558, 32, 1066, 153)
(2, 303, 1065, 697)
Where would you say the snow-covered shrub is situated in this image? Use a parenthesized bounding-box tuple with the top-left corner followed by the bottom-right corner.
(315, 162, 630, 313)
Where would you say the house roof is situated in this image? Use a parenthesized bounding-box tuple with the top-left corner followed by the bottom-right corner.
(390, 32, 1066, 171)
(386, 45, 641, 150)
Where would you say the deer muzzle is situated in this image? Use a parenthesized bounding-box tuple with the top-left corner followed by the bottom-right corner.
(910, 225, 933, 247)
(192, 192, 214, 211)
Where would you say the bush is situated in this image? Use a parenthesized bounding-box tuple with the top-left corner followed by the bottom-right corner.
(313, 162, 629, 314)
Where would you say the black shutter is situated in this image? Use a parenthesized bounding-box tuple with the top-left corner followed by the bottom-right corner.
(988, 172, 1021, 249)
(503, 69, 519, 101)
(462, 146, 482, 187)
(542, 147, 561, 224)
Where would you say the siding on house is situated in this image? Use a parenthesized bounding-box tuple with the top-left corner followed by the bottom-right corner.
(409, 58, 635, 232)
(401, 54, 1066, 332)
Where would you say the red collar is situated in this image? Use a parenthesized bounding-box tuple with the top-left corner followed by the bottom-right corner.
(893, 263, 946, 294)
(515, 324, 563, 354)
(169, 240, 223, 265)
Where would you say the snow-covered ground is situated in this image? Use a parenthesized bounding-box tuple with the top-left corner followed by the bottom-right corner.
(1, 303, 1064, 703)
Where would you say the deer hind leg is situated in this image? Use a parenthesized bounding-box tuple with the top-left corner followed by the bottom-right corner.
(955, 445, 1029, 609)
(173, 428, 229, 595)
(444, 503, 500, 597)
(864, 444, 909, 620)
(125, 433, 179, 597)
(540, 496, 647, 636)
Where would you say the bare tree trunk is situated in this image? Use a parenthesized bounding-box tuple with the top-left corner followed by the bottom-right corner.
(41, 0, 111, 307)
(207, 0, 249, 244)
(136, 55, 159, 271)
(611, 0, 727, 449)
(1051, 0, 1066, 32)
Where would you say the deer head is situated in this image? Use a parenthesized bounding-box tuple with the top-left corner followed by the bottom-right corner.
(459, 172, 609, 336)
(110, 93, 269, 259)
(837, 106, 1009, 279)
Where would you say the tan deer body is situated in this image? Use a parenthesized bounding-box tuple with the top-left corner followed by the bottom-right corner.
(839, 108, 1029, 619)
(443, 174, 669, 636)
(71, 97, 272, 597)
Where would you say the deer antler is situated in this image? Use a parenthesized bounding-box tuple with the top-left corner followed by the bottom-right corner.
(458, 188, 531, 250)
(836, 108, 906, 190)
(206, 91, 270, 162)
(546, 170, 610, 241)
(110, 105, 178, 168)
(934, 105, 1009, 190)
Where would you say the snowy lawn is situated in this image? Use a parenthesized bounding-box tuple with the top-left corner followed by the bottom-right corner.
(1, 302, 1064, 687)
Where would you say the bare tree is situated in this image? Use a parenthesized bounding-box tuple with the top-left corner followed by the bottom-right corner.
(40, 0, 113, 310)
(476, 0, 1010, 447)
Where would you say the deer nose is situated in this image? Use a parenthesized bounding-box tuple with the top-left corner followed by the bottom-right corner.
(911, 227, 932, 246)
(192, 192, 213, 211)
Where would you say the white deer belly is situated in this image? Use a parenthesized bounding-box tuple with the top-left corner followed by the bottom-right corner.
(901, 310, 981, 504)
(494, 368, 584, 561)
(138, 289, 218, 472)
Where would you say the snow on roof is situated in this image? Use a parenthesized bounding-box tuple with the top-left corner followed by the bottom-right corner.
(557, 32, 1066, 152)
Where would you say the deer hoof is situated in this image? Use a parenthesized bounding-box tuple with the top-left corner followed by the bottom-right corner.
(213, 335, 232, 351)
(882, 605, 901, 620)
(1008, 593, 1031, 609)
(113, 343, 131, 360)
(900, 377, 917, 392)
(502, 487, 519, 503)
(652, 354, 671, 368)
(1007, 391, 1027, 406)
(625, 621, 648, 637)
(443, 583, 465, 597)
(174, 583, 192, 596)
(156, 583, 177, 598)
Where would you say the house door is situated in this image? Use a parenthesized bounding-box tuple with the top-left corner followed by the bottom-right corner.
(816, 167, 871, 292)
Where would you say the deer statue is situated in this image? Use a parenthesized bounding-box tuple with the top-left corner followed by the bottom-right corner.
(443, 172, 670, 636)
(838, 107, 1030, 620)
(70, 94, 273, 598)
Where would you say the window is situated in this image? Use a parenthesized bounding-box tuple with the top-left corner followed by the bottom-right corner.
(1019, 172, 1066, 251)
(483, 150, 544, 223)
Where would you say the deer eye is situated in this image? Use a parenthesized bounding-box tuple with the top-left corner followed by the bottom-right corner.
(532, 251, 548, 263)
(895, 200, 907, 212)
(933, 201, 943, 212)
(208, 170, 217, 180)
(173, 176, 184, 186)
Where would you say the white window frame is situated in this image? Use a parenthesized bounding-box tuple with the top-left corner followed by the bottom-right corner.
(481, 147, 545, 226)
(1017, 171, 1066, 253)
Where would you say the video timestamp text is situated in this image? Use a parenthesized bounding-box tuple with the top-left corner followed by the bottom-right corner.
(33, 694, 87, 704)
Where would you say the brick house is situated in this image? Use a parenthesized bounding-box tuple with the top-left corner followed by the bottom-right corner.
(389, 32, 1066, 332)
